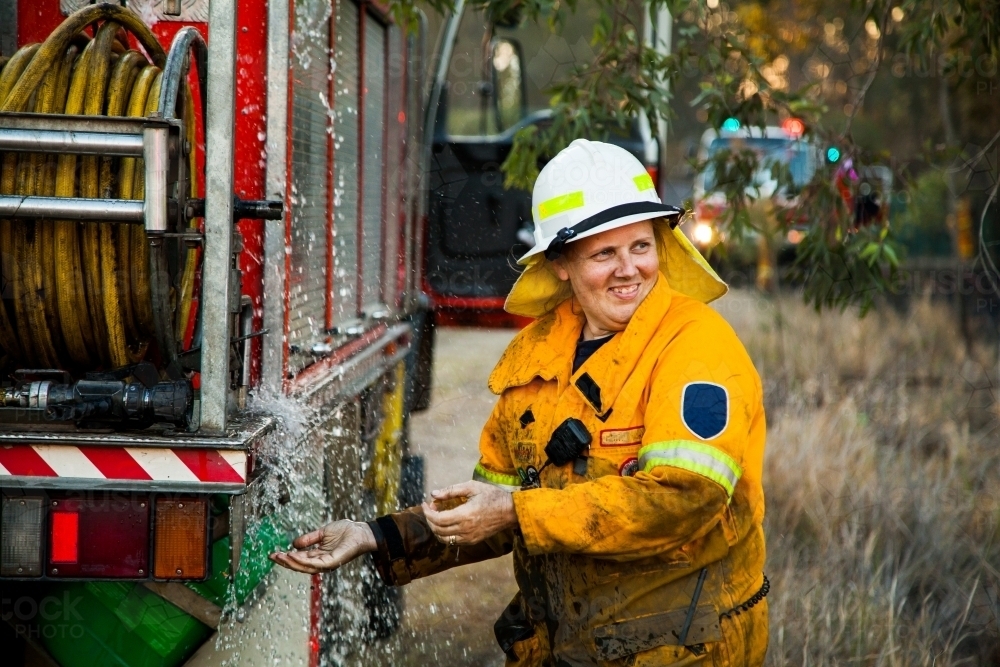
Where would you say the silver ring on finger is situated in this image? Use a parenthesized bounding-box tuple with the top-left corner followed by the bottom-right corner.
(448, 535, 456, 547)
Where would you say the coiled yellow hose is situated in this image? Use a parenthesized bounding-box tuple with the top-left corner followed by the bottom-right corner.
(0, 4, 198, 373)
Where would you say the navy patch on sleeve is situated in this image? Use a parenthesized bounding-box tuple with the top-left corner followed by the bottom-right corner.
(681, 382, 729, 440)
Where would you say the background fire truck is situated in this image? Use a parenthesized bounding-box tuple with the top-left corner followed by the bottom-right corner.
(0, 0, 434, 665)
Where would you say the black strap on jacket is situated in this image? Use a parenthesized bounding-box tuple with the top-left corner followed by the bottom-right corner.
(543, 202, 685, 260)
(494, 597, 536, 661)
(678, 567, 708, 646)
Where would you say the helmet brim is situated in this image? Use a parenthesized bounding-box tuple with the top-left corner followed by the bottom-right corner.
(518, 209, 683, 264)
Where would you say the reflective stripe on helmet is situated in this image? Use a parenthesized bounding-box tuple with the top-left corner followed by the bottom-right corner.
(473, 463, 522, 491)
(537, 191, 585, 220)
(633, 173, 655, 192)
(637, 440, 741, 498)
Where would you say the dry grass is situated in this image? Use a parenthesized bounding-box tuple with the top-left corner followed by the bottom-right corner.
(391, 295, 1000, 665)
(715, 291, 1000, 666)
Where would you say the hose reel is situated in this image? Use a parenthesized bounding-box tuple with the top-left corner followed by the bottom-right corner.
(0, 4, 207, 425)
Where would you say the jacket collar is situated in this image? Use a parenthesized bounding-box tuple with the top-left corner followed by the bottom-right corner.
(488, 292, 584, 395)
(488, 273, 674, 414)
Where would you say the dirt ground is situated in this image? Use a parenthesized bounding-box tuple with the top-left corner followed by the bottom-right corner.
(394, 327, 519, 666)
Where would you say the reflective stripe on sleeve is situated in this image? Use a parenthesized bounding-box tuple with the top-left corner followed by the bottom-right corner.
(473, 463, 522, 491)
(637, 440, 742, 498)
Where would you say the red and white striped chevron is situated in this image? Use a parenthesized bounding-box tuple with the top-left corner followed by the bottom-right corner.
(0, 445, 246, 485)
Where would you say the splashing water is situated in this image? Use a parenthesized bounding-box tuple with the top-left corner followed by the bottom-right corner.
(199, 369, 408, 666)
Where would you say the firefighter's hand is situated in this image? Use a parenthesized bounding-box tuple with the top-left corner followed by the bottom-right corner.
(269, 520, 376, 574)
(423, 480, 518, 546)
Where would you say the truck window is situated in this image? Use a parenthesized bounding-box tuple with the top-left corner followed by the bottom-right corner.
(704, 137, 817, 192)
(442, 4, 606, 138)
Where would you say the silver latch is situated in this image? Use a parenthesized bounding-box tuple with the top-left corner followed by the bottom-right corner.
(309, 342, 333, 355)
(326, 319, 366, 336)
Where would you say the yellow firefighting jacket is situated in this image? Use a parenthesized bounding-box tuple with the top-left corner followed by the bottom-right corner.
(369, 274, 768, 666)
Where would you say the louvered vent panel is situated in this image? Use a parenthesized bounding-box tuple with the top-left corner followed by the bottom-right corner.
(288, 0, 331, 371)
(382, 26, 404, 307)
(332, 0, 360, 325)
(361, 16, 386, 312)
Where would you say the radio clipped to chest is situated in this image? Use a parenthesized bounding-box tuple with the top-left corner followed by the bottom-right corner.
(521, 417, 593, 489)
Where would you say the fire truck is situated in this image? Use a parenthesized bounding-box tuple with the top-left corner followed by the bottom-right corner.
(0, 0, 433, 664)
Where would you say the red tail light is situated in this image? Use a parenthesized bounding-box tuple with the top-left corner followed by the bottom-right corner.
(47, 494, 150, 578)
(3, 491, 215, 581)
(50, 511, 79, 564)
(781, 117, 805, 137)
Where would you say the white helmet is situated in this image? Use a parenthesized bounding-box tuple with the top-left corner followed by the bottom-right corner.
(520, 138, 683, 263)
(505, 138, 728, 318)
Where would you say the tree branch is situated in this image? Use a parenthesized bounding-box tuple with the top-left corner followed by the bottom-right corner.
(841, 1, 892, 139)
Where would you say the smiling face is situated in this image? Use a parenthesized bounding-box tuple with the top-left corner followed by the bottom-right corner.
(551, 220, 660, 340)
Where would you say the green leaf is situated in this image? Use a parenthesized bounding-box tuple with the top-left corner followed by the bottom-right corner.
(883, 244, 899, 268)
(860, 243, 880, 262)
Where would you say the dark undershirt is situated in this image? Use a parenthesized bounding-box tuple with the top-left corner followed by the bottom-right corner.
(572, 331, 616, 374)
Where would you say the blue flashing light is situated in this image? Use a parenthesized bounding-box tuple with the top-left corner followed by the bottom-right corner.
(826, 146, 841, 163)
(721, 117, 741, 132)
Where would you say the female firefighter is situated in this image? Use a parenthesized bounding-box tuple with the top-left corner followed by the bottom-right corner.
(271, 139, 769, 666)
